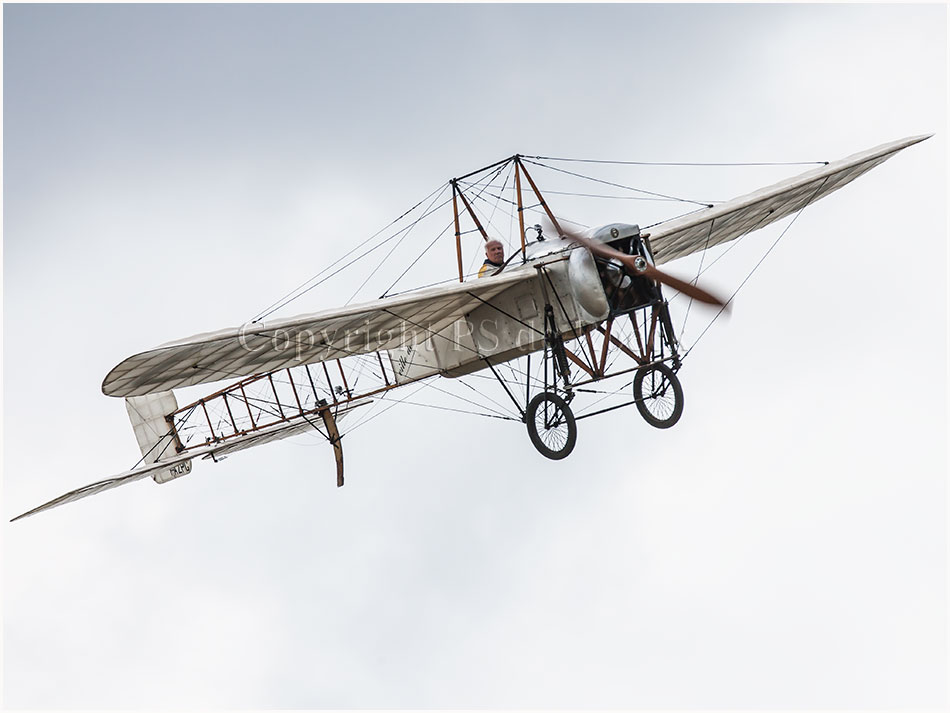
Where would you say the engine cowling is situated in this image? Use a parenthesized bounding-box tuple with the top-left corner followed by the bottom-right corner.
(568, 246, 609, 322)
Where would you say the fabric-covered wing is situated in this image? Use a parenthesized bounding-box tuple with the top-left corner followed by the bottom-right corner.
(103, 269, 533, 398)
(649, 135, 930, 265)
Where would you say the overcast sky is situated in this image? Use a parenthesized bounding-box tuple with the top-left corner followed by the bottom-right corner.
(3, 3, 947, 709)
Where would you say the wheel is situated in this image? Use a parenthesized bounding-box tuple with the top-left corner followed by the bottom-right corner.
(526, 392, 577, 460)
(633, 363, 683, 429)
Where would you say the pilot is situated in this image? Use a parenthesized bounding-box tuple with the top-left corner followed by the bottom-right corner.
(478, 239, 505, 278)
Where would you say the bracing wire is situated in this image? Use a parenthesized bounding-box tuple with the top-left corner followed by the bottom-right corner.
(681, 177, 830, 359)
(521, 158, 714, 208)
(524, 154, 829, 167)
(251, 182, 454, 323)
(345, 182, 452, 306)
(382, 162, 514, 296)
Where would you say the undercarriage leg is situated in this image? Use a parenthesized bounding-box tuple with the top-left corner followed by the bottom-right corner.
(657, 301, 681, 369)
(544, 304, 572, 395)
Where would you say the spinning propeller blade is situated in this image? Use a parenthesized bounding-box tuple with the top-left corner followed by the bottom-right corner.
(555, 223, 728, 308)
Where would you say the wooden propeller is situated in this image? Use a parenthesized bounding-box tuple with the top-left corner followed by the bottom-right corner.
(558, 225, 728, 308)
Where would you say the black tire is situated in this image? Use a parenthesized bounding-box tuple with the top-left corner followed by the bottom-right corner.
(634, 363, 683, 429)
(526, 392, 577, 460)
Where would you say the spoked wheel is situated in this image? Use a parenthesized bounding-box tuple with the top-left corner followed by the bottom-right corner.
(633, 362, 684, 429)
(526, 392, 577, 460)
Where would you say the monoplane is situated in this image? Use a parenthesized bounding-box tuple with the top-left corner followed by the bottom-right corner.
(12, 135, 930, 521)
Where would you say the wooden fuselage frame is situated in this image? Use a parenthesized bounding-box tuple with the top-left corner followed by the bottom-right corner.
(163, 161, 676, 480)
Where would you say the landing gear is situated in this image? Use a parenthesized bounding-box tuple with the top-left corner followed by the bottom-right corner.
(526, 392, 577, 460)
(633, 362, 683, 429)
(523, 299, 578, 460)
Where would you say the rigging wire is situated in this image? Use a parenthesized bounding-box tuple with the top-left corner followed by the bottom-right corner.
(458, 162, 516, 274)
(251, 150, 818, 324)
(643, 204, 710, 230)
(572, 380, 636, 417)
(521, 158, 713, 208)
(382, 161, 511, 296)
(338, 380, 446, 438)
(524, 154, 830, 167)
(380, 219, 456, 297)
(526, 189, 703, 202)
(125, 404, 200, 470)
(250, 182, 445, 322)
(679, 218, 716, 338)
(681, 177, 830, 359)
(251, 184, 455, 323)
(345, 182, 451, 306)
(340, 182, 452, 386)
(454, 376, 521, 420)
(382, 398, 515, 421)
(463, 191, 520, 274)
(468, 186, 592, 231)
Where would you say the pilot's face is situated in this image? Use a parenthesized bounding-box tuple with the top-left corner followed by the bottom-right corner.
(486, 242, 504, 263)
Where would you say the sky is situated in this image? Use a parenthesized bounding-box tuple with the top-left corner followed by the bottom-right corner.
(2, 3, 947, 709)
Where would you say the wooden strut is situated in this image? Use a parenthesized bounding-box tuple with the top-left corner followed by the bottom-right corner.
(305, 364, 321, 402)
(165, 411, 189, 454)
(173, 357, 362, 485)
(336, 358, 351, 399)
(517, 159, 563, 237)
(644, 307, 659, 362)
(569, 315, 677, 390)
(514, 159, 527, 258)
(584, 330, 599, 376)
(376, 352, 390, 386)
(563, 346, 596, 379)
(239, 383, 256, 429)
(598, 318, 613, 375)
(268, 373, 285, 420)
(452, 182, 464, 283)
(596, 324, 644, 365)
(200, 399, 217, 442)
(322, 362, 338, 403)
(450, 155, 554, 279)
(631, 312, 646, 357)
(172, 368, 421, 454)
(222, 392, 238, 434)
(287, 368, 304, 413)
(455, 186, 490, 244)
(453, 159, 522, 282)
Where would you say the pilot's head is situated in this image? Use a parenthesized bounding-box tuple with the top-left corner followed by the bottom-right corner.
(485, 240, 504, 265)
